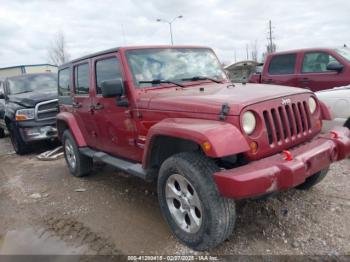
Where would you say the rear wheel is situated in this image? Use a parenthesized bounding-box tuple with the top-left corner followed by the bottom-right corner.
(296, 167, 329, 190)
(157, 152, 236, 251)
(8, 123, 30, 155)
(62, 130, 92, 177)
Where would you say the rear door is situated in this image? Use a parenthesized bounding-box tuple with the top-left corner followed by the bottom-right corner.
(91, 53, 140, 161)
(261, 53, 298, 87)
(72, 61, 98, 148)
(297, 51, 347, 91)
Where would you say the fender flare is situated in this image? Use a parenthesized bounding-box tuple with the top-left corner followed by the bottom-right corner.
(56, 112, 87, 147)
(319, 101, 332, 121)
(142, 118, 249, 168)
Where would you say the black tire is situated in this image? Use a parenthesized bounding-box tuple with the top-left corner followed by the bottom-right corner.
(0, 128, 5, 138)
(296, 167, 329, 190)
(8, 123, 30, 155)
(343, 118, 350, 129)
(62, 130, 92, 177)
(157, 152, 236, 251)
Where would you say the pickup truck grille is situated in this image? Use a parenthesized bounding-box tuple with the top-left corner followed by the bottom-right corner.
(263, 101, 312, 146)
(35, 99, 59, 121)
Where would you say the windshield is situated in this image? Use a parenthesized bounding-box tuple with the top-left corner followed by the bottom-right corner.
(335, 47, 350, 62)
(8, 74, 57, 95)
(126, 48, 227, 88)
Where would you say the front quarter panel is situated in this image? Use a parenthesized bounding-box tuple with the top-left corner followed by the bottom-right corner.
(142, 118, 250, 167)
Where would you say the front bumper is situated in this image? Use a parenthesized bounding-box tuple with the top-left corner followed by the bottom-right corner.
(213, 127, 350, 199)
(18, 125, 57, 143)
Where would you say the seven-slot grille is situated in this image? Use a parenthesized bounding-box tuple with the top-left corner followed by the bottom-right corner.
(263, 101, 312, 146)
(35, 99, 59, 121)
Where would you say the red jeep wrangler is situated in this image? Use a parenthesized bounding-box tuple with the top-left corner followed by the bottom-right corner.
(57, 46, 350, 250)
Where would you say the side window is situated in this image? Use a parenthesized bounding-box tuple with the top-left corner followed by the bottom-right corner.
(302, 52, 341, 73)
(268, 54, 296, 75)
(58, 68, 71, 96)
(74, 63, 90, 95)
(95, 57, 121, 94)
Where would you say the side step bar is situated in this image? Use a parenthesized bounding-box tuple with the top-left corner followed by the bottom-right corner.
(79, 147, 147, 180)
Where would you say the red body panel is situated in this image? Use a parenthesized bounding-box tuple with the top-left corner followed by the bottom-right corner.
(249, 48, 350, 92)
(142, 118, 249, 167)
(57, 112, 87, 147)
(214, 127, 350, 199)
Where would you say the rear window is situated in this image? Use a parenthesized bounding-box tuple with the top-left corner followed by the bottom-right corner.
(268, 54, 296, 75)
(58, 68, 71, 96)
(74, 63, 90, 95)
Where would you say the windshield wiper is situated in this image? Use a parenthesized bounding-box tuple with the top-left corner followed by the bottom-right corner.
(139, 79, 184, 87)
(14, 90, 32, 95)
(181, 76, 223, 84)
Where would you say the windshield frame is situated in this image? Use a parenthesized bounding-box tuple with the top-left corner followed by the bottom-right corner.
(7, 74, 57, 95)
(125, 47, 228, 89)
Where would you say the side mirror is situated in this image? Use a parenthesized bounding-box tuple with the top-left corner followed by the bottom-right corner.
(101, 79, 124, 98)
(327, 62, 344, 73)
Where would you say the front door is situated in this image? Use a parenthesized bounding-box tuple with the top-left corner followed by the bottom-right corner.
(72, 61, 97, 148)
(90, 53, 140, 161)
(297, 51, 347, 91)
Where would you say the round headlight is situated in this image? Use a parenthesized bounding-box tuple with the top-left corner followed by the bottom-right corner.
(309, 97, 317, 114)
(242, 111, 256, 135)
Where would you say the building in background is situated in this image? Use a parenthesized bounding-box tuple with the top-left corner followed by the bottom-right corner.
(0, 64, 57, 78)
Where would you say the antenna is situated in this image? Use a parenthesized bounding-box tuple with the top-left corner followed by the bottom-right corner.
(121, 24, 127, 46)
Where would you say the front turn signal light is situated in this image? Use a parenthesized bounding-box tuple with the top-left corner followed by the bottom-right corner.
(249, 141, 258, 154)
(202, 141, 212, 152)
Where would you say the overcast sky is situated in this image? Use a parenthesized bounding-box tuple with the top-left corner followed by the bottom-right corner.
(0, 0, 349, 67)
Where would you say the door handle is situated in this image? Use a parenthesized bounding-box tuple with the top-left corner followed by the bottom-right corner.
(72, 102, 82, 108)
(94, 103, 104, 110)
(299, 78, 310, 84)
(90, 103, 104, 111)
(264, 78, 274, 84)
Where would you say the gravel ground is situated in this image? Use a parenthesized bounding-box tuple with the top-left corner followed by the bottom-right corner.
(0, 135, 349, 258)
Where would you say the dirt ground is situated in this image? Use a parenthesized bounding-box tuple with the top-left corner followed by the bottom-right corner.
(0, 134, 350, 257)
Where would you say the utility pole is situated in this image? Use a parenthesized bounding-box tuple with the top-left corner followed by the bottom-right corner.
(268, 20, 273, 52)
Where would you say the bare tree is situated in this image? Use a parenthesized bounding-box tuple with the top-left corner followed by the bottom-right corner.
(250, 40, 258, 62)
(48, 31, 70, 65)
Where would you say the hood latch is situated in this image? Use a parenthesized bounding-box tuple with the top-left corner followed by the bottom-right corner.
(219, 103, 230, 121)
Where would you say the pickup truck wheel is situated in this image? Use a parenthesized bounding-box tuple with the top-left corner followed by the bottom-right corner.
(158, 152, 236, 251)
(0, 128, 5, 138)
(62, 130, 92, 177)
(296, 167, 329, 190)
(8, 123, 30, 155)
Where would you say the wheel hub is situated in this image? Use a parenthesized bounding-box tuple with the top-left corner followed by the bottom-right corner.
(165, 174, 203, 234)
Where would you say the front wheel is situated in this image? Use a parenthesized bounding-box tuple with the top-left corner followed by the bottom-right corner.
(157, 152, 236, 251)
(62, 130, 92, 177)
(8, 123, 30, 155)
(296, 167, 329, 190)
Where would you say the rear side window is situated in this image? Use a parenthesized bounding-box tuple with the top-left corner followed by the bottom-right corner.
(58, 68, 71, 96)
(268, 54, 296, 75)
(74, 63, 90, 95)
(95, 57, 121, 94)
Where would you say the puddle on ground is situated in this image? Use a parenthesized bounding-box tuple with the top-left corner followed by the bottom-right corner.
(0, 228, 87, 255)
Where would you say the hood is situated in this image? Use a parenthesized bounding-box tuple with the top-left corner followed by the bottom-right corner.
(8, 90, 57, 108)
(139, 83, 312, 115)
